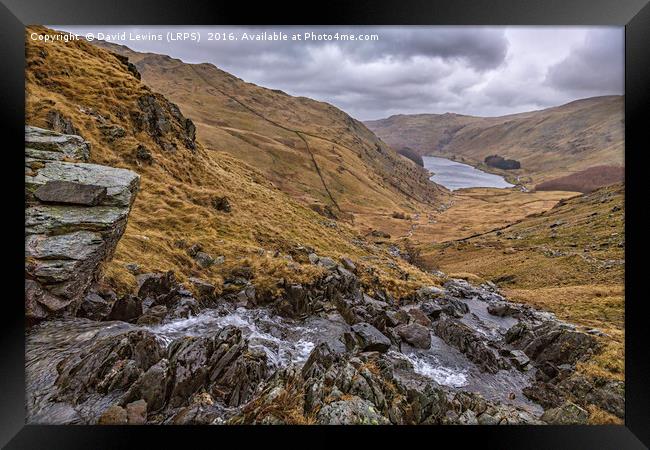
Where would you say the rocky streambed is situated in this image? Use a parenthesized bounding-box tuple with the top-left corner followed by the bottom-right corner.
(26, 266, 619, 425)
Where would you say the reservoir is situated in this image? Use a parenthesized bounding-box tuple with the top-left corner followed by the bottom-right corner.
(422, 156, 515, 191)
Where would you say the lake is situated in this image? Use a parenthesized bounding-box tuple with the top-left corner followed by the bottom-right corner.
(422, 156, 514, 191)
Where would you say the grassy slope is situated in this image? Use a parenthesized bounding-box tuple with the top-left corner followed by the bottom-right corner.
(365, 96, 624, 185)
(420, 184, 625, 386)
(93, 41, 448, 221)
(26, 26, 443, 299)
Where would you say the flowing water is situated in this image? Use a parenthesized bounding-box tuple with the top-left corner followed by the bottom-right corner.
(423, 156, 514, 190)
(27, 294, 542, 423)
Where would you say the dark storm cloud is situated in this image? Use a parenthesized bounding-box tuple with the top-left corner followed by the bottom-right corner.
(545, 29, 624, 94)
(55, 26, 623, 120)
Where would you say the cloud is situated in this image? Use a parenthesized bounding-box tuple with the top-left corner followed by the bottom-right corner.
(55, 26, 623, 120)
(545, 29, 624, 95)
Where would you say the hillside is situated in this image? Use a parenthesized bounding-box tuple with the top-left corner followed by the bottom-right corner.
(365, 96, 624, 187)
(419, 184, 625, 391)
(92, 41, 447, 222)
(25, 26, 443, 300)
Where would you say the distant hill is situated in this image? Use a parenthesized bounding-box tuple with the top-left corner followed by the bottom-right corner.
(365, 96, 624, 186)
(535, 166, 624, 193)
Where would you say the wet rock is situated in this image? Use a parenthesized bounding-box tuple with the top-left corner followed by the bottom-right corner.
(317, 396, 390, 425)
(212, 196, 231, 212)
(522, 381, 565, 409)
(396, 323, 431, 349)
(415, 286, 444, 302)
(207, 327, 269, 407)
(421, 296, 469, 319)
(541, 402, 589, 425)
(78, 291, 114, 321)
(506, 321, 599, 366)
(55, 330, 164, 401)
(406, 307, 432, 327)
(123, 359, 171, 412)
(434, 318, 508, 373)
(167, 336, 214, 408)
(348, 323, 392, 352)
(97, 405, 127, 425)
(137, 271, 177, 300)
(108, 295, 143, 322)
(136, 305, 168, 325)
(125, 399, 147, 424)
(487, 302, 520, 317)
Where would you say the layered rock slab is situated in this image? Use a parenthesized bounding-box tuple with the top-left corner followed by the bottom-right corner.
(25, 126, 140, 320)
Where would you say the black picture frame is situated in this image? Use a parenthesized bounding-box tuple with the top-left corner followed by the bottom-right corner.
(2, 0, 648, 448)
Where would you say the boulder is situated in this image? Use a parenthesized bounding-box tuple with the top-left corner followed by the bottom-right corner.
(125, 399, 147, 425)
(78, 291, 114, 321)
(317, 396, 391, 425)
(97, 405, 128, 425)
(434, 318, 508, 373)
(108, 295, 143, 322)
(348, 322, 392, 353)
(541, 402, 589, 425)
(396, 323, 431, 349)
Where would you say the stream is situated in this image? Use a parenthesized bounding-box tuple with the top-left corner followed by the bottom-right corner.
(26, 290, 543, 424)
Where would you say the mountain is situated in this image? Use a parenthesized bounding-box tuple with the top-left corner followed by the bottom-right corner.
(365, 96, 624, 187)
(92, 41, 447, 222)
(25, 26, 442, 299)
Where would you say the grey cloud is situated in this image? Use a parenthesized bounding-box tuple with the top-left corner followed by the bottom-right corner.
(545, 29, 624, 94)
(55, 26, 623, 120)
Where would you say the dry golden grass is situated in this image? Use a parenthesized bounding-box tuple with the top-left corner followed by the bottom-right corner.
(25, 26, 443, 300)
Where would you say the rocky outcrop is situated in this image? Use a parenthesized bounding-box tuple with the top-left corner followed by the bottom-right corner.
(25, 126, 140, 321)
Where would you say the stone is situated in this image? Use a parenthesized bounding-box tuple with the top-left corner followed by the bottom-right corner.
(167, 336, 214, 408)
(317, 257, 338, 270)
(108, 295, 143, 322)
(349, 322, 392, 353)
(34, 180, 108, 206)
(487, 302, 520, 317)
(55, 330, 164, 401)
(25, 126, 90, 161)
(397, 323, 431, 349)
(136, 305, 167, 325)
(340, 257, 356, 272)
(26, 159, 139, 207)
(434, 318, 508, 373)
(407, 307, 432, 327)
(188, 277, 216, 298)
(415, 286, 444, 301)
(135, 144, 153, 163)
(123, 359, 171, 412)
(126, 399, 147, 425)
(137, 272, 177, 300)
(78, 291, 114, 321)
(97, 405, 127, 425)
(212, 196, 231, 212)
(541, 402, 589, 425)
(317, 396, 391, 425)
(25, 205, 129, 235)
(308, 253, 320, 264)
(46, 110, 77, 135)
(194, 252, 215, 268)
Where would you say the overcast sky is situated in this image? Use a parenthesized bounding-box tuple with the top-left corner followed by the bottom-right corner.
(56, 26, 624, 121)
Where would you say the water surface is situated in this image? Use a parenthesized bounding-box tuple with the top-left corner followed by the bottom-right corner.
(423, 156, 514, 191)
